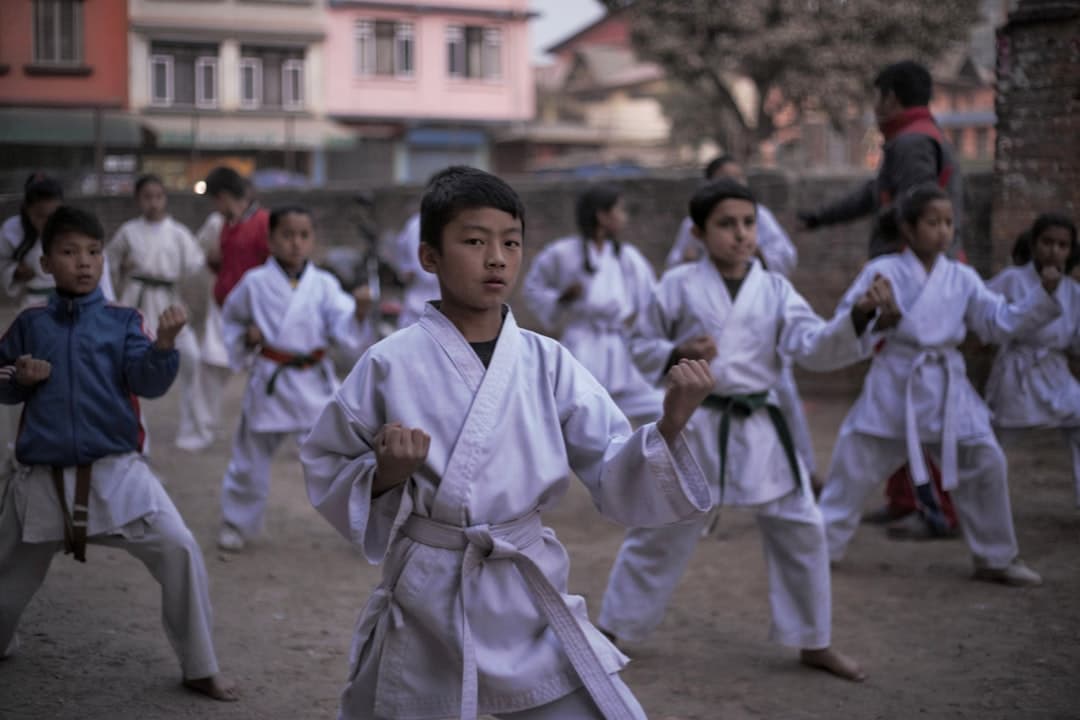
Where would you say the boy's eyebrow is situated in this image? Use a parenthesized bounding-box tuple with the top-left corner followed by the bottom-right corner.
(461, 223, 523, 235)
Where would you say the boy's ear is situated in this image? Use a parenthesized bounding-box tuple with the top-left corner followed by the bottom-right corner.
(690, 223, 703, 240)
(418, 241, 439, 274)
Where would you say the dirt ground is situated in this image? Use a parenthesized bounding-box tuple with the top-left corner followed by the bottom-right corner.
(1, 374, 1079, 720)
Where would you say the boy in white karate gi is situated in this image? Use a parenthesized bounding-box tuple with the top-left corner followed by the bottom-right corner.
(301, 166, 717, 720)
(216, 206, 375, 552)
(819, 185, 1062, 586)
(110, 174, 212, 451)
(666, 156, 817, 490)
(0, 206, 235, 701)
(600, 179, 879, 681)
(523, 184, 663, 425)
(984, 213, 1080, 507)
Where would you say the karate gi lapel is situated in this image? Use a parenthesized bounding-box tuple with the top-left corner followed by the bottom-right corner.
(418, 304, 520, 526)
(273, 260, 319, 346)
(893, 249, 947, 341)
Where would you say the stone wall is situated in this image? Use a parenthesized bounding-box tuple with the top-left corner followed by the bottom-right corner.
(0, 169, 997, 395)
(991, 0, 1080, 268)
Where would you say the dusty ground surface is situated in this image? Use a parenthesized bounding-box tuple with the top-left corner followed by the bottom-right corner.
(1, 373, 1079, 720)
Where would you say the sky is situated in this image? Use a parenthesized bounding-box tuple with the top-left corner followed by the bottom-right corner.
(528, 0, 606, 63)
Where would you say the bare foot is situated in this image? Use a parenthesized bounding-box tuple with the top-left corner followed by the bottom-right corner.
(800, 647, 866, 682)
(183, 674, 239, 701)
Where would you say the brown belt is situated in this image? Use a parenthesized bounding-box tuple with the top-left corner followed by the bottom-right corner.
(51, 464, 92, 563)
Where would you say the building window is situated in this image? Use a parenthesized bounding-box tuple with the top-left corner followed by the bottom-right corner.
(282, 59, 304, 110)
(355, 20, 414, 77)
(195, 56, 218, 109)
(447, 25, 501, 80)
(148, 42, 219, 109)
(33, 0, 83, 65)
(239, 58, 263, 109)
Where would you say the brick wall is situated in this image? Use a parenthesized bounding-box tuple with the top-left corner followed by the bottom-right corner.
(0, 169, 996, 395)
(991, 0, 1080, 270)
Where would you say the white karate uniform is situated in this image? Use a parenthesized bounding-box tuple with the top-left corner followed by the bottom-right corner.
(190, 212, 231, 443)
(109, 216, 211, 450)
(220, 259, 374, 539)
(301, 304, 710, 720)
(523, 236, 663, 425)
(665, 208, 815, 472)
(819, 249, 1062, 568)
(0, 452, 219, 678)
(600, 257, 863, 648)
(985, 264, 1080, 506)
(393, 213, 441, 329)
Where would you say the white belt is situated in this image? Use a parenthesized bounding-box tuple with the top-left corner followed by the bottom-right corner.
(400, 512, 635, 720)
(900, 346, 963, 491)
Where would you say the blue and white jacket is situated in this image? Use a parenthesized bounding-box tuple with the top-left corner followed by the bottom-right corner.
(0, 287, 178, 467)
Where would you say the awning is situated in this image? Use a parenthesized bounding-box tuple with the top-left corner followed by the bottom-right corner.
(0, 107, 148, 146)
(142, 114, 357, 151)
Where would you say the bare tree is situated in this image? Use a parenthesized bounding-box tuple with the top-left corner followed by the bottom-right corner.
(599, 0, 982, 157)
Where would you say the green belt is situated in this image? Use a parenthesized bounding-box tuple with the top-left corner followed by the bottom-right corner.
(701, 392, 802, 502)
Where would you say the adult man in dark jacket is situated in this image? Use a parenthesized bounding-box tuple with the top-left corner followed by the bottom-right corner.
(799, 60, 965, 260)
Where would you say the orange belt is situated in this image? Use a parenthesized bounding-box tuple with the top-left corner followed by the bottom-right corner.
(51, 464, 92, 563)
(259, 345, 326, 395)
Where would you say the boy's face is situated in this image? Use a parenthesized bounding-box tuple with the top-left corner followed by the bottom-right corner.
(693, 198, 758, 275)
(211, 192, 246, 222)
(27, 198, 62, 234)
(419, 207, 523, 315)
(1033, 225, 1073, 273)
(41, 231, 105, 295)
(137, 182, 168, 221)
(269, 212, 315, 274)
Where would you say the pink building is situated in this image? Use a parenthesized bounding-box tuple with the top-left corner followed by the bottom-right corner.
(323, 0, 534, 184)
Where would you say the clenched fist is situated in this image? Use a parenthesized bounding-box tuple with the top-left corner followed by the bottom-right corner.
(14, 354, 51, 387)
(353, 286, 374, 322)
(373, 423, 431, 495)
(244, 324, 264, 349)
(657, 359, 715, 445)
(154, 305, 188, 350)
(1041, 264, 1062, 295)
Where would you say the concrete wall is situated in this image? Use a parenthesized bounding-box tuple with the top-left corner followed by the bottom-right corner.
(0, 169, 998, 395)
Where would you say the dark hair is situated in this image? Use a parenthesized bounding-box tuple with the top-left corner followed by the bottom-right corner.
(689, 178, 757, 230)
(1029, 212, 1079, 273)
(204, 166, 248, 199)
(1011, 230, 1032, 266)
(134, 173, 165, 196)
(269, 204, 313, 233)
(41, 205, 105, 254)
(575, 184, 622, 274)
(704, 155, 737, 180)
(17, 174, 65, 261)
(419, 165, 526, 251)
(874, 60, 933, 108)
(896, 183, 950, 228)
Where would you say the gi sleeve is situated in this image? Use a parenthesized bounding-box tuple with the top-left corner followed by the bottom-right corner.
(965, 269, 1062, 345)
(0, 218, 27, 298)
(628, 279, 678, 385)
(554, 344, 710, 528)
(665, 217, 701, 268)
(521, 241, 576, 333)
(177, 222, 208, 278)
(324, 278, 377, 362)
(123, 310, 179, 398)
(777, 278, 865, 371)
(756, 206, 797, 278)
(220, 278, 255, 371)
(300, 353, 412, 564)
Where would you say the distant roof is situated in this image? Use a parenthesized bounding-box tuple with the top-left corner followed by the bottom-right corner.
(544, 8, 625, 55)
(566, 45, 663, 91)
